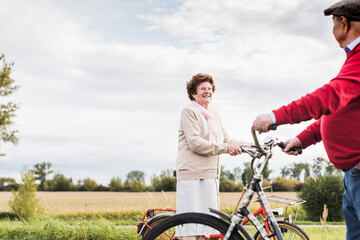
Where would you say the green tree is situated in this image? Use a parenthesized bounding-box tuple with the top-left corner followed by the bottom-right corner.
(299, 174, 344, 221)
(290, 163, 303, 180)
(222, 168, 235, 181)
(312, 157, 327, 177)
(151, 170, 176, 192)
(241, 162, 252, 186)
(220, 166, 243, 192)
(126, 179, 148, 192)
(233, 167, 242, 184)
(125, 170, 147, 192)
(32, 161, 54, 190)
(311, 157, 341, 176)
(241, 162, 271, 186)
(280, 167, 290, 178)
(289, 163, 310, 181)
(262, 164, 272, 180)
(0, 54, 20, 156)
(47, 174, 74, 191)
(324, 161, 342, 175)
(302, 163, 311, 179)
(0, 177, 18, 191)
(77, 178, 98, 191)
(8, 170, 43, 219)
(108, 177, 124, 192)
(125, 170, 145, 183)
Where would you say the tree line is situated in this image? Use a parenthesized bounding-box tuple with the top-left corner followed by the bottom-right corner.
(0, 157, 342, 192)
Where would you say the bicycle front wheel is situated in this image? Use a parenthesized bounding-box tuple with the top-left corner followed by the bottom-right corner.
(142, 212, 244, 240)
(254, 221, 310, 240)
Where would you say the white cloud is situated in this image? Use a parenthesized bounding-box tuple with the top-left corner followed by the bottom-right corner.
(0, 0, 339, 184)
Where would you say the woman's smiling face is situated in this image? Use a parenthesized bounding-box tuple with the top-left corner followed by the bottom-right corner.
(193, 81, 213, 108)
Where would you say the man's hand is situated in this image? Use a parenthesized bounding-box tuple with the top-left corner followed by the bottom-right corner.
(252, 114, 273, 133)
(227, 145, 242, 156)
(283, 138, 302, 156)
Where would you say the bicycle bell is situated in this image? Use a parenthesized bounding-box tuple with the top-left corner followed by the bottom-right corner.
(263, 136, 274, 146)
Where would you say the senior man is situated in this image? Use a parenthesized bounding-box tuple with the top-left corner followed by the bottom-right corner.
(252, 0, 360, 239)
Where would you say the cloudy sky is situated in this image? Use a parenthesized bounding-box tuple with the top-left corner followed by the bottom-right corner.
(0, 0, 344, 185)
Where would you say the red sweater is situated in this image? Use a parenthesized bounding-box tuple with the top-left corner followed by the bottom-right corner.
(273, 43, 360, 170)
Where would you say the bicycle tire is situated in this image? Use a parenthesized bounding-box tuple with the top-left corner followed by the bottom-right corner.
(253, 221, 310, 240)
(142, 212, 244, 240)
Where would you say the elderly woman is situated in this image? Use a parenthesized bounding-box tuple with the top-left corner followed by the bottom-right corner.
(176, 73, 243, 239)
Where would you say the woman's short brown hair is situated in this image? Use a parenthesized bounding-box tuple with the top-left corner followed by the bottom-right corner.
(186, 73, 216, 101)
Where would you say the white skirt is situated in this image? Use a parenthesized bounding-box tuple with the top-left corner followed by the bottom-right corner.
(176, 179, 220, 237)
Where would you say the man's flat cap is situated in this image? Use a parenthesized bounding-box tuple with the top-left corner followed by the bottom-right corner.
(324, 0, 360, 21)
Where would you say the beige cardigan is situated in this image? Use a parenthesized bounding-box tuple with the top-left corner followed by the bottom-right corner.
(176, 104, 243, 180)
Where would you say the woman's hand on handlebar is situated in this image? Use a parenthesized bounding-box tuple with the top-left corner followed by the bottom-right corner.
(252, 114, 273, 133)
(227, 145, 242, 156)
(282, 138, 302, 156)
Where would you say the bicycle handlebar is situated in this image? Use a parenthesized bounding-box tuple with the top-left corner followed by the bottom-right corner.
(277, 141, 303, 154)
(249, 124, 302, 157)
(268, 123, 277, 131)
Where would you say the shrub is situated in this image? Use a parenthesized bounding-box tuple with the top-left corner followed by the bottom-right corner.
(8, 170, 44, 219)
(125, 179, 148, 192)
(77, 178, 98, 191)
(219, 178, 243, 192)
(47, 174, 74, 191)
(262, 178, 271, 188)
(0, 177, 19, 191)
(151, 170, 176, 192)
(298, 174, 344, 221)
(271, 177, 301, 191)
(108, 177, 124, 192)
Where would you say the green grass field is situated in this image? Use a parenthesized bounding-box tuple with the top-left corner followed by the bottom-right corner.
(0, 219, 346, 240)
(0, 192, 346, 239)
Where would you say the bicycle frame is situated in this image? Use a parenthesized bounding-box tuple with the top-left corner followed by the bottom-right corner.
(242, 206, 270, 230)
(222, 129, 284, 240)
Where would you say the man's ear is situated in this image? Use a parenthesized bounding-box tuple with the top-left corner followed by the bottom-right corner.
(341, 16, 350, 32)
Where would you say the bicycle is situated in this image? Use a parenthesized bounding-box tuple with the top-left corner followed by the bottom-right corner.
(141, 125, 310, 240)
(137, 198, 307, 240)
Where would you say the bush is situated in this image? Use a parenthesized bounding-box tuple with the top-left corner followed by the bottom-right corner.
(47, 174, 74, 191)
(298, 174, 344, 221)
(108, 177, 124, 192)
(0, 177, 19, 191)
(271, 177, 301, 191)
(219, 178, 243, 192)
(8, 170, 44, 219)
(151, 170, 176, 192)
(94, 185, 109, 191)
(125, 179, 148, 192)
(77, 178, 98, 191)
(262, 178, 271, 188)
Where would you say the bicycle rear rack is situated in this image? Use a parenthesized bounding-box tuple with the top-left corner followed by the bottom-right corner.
(261, 186, 306, 224)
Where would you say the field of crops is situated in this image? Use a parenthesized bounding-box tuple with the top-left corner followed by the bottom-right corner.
(0, 191, 300, 214)
(0, 191, 346, 239)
